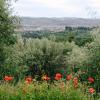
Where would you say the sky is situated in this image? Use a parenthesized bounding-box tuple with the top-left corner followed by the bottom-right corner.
(12, 0, 100, 18)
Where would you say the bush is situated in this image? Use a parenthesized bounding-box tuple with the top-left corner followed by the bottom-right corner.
(0, 0, 16, 65)
(4, 36, 74, 79)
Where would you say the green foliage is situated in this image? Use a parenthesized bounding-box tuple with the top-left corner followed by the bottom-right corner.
(4, 36, 73, 79)
(72, 30, 100, 93)
(0, 0, 16, 45)
(3, 30, 100, 82)
(22, 28, 93, 46)
(85, 30, 100, 93)
(66, 44, 89, 66)
(0, 0, 16, 66)
(0, 0, 17, 81)
(0, 82, 92, 100)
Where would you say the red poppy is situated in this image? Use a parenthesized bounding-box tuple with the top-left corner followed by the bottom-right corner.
(42, 75, 50, 81)
(4, 76, 13, 81)
(89, 88, 95, 94)
(73, 77, 78, 88)
(88, 77, 94, 83)
(55, 73, 62, 80)
(46, 77, 50, 81)
(25, 77, 32, 84)
(66, 75, 71, 81)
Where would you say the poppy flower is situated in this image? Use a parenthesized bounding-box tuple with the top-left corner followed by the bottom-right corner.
(66, 75, 71, 81)
(88, 77, 94, 83)
(25, 77, 32, 84)
(55, 73, 62, 80)
(89, 88, 95, 94)
(73, 77, 78, 88)
(4, 76, 13, 81)
(42, 75, 50, 81)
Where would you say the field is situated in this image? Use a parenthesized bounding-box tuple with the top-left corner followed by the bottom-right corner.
(0, 78, 99, 100)
(0, 28, 100, 100)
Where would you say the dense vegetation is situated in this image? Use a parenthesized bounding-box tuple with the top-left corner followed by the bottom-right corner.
(22, 26, 93, 46)
(0, 0, 100, 100)
(0, 0, 16, 66)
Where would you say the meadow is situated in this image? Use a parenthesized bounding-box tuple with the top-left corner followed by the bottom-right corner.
(0, 29, 100, 100)
(0, 0, 100, 99)
(0, 76, 98, 100)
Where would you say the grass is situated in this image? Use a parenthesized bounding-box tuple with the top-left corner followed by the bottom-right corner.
(0, 81, 97, 100)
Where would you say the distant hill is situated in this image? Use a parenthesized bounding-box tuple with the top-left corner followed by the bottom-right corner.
(16, 17, 100, 32)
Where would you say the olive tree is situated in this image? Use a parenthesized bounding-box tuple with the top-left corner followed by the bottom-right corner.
(0, 0, 16, 79)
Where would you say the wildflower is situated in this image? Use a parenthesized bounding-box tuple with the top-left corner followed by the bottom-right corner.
(88, 77, 94, 83)
(89, 88, 95, 94)
(42, 75, 50, 81)
(73, 77, 78, 88)
(66, 75, 71, 81)
(55, 73, 62, 80)
(4, 76, 13, 81)
(25, 77, 32, 84)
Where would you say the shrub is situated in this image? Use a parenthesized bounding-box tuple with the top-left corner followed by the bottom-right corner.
(4, 36, 74, 79)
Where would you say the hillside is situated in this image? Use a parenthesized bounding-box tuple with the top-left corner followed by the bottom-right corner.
(16, 17, 100, 32)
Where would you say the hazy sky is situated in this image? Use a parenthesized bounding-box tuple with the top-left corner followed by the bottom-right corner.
(12, 0, 100, 18)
